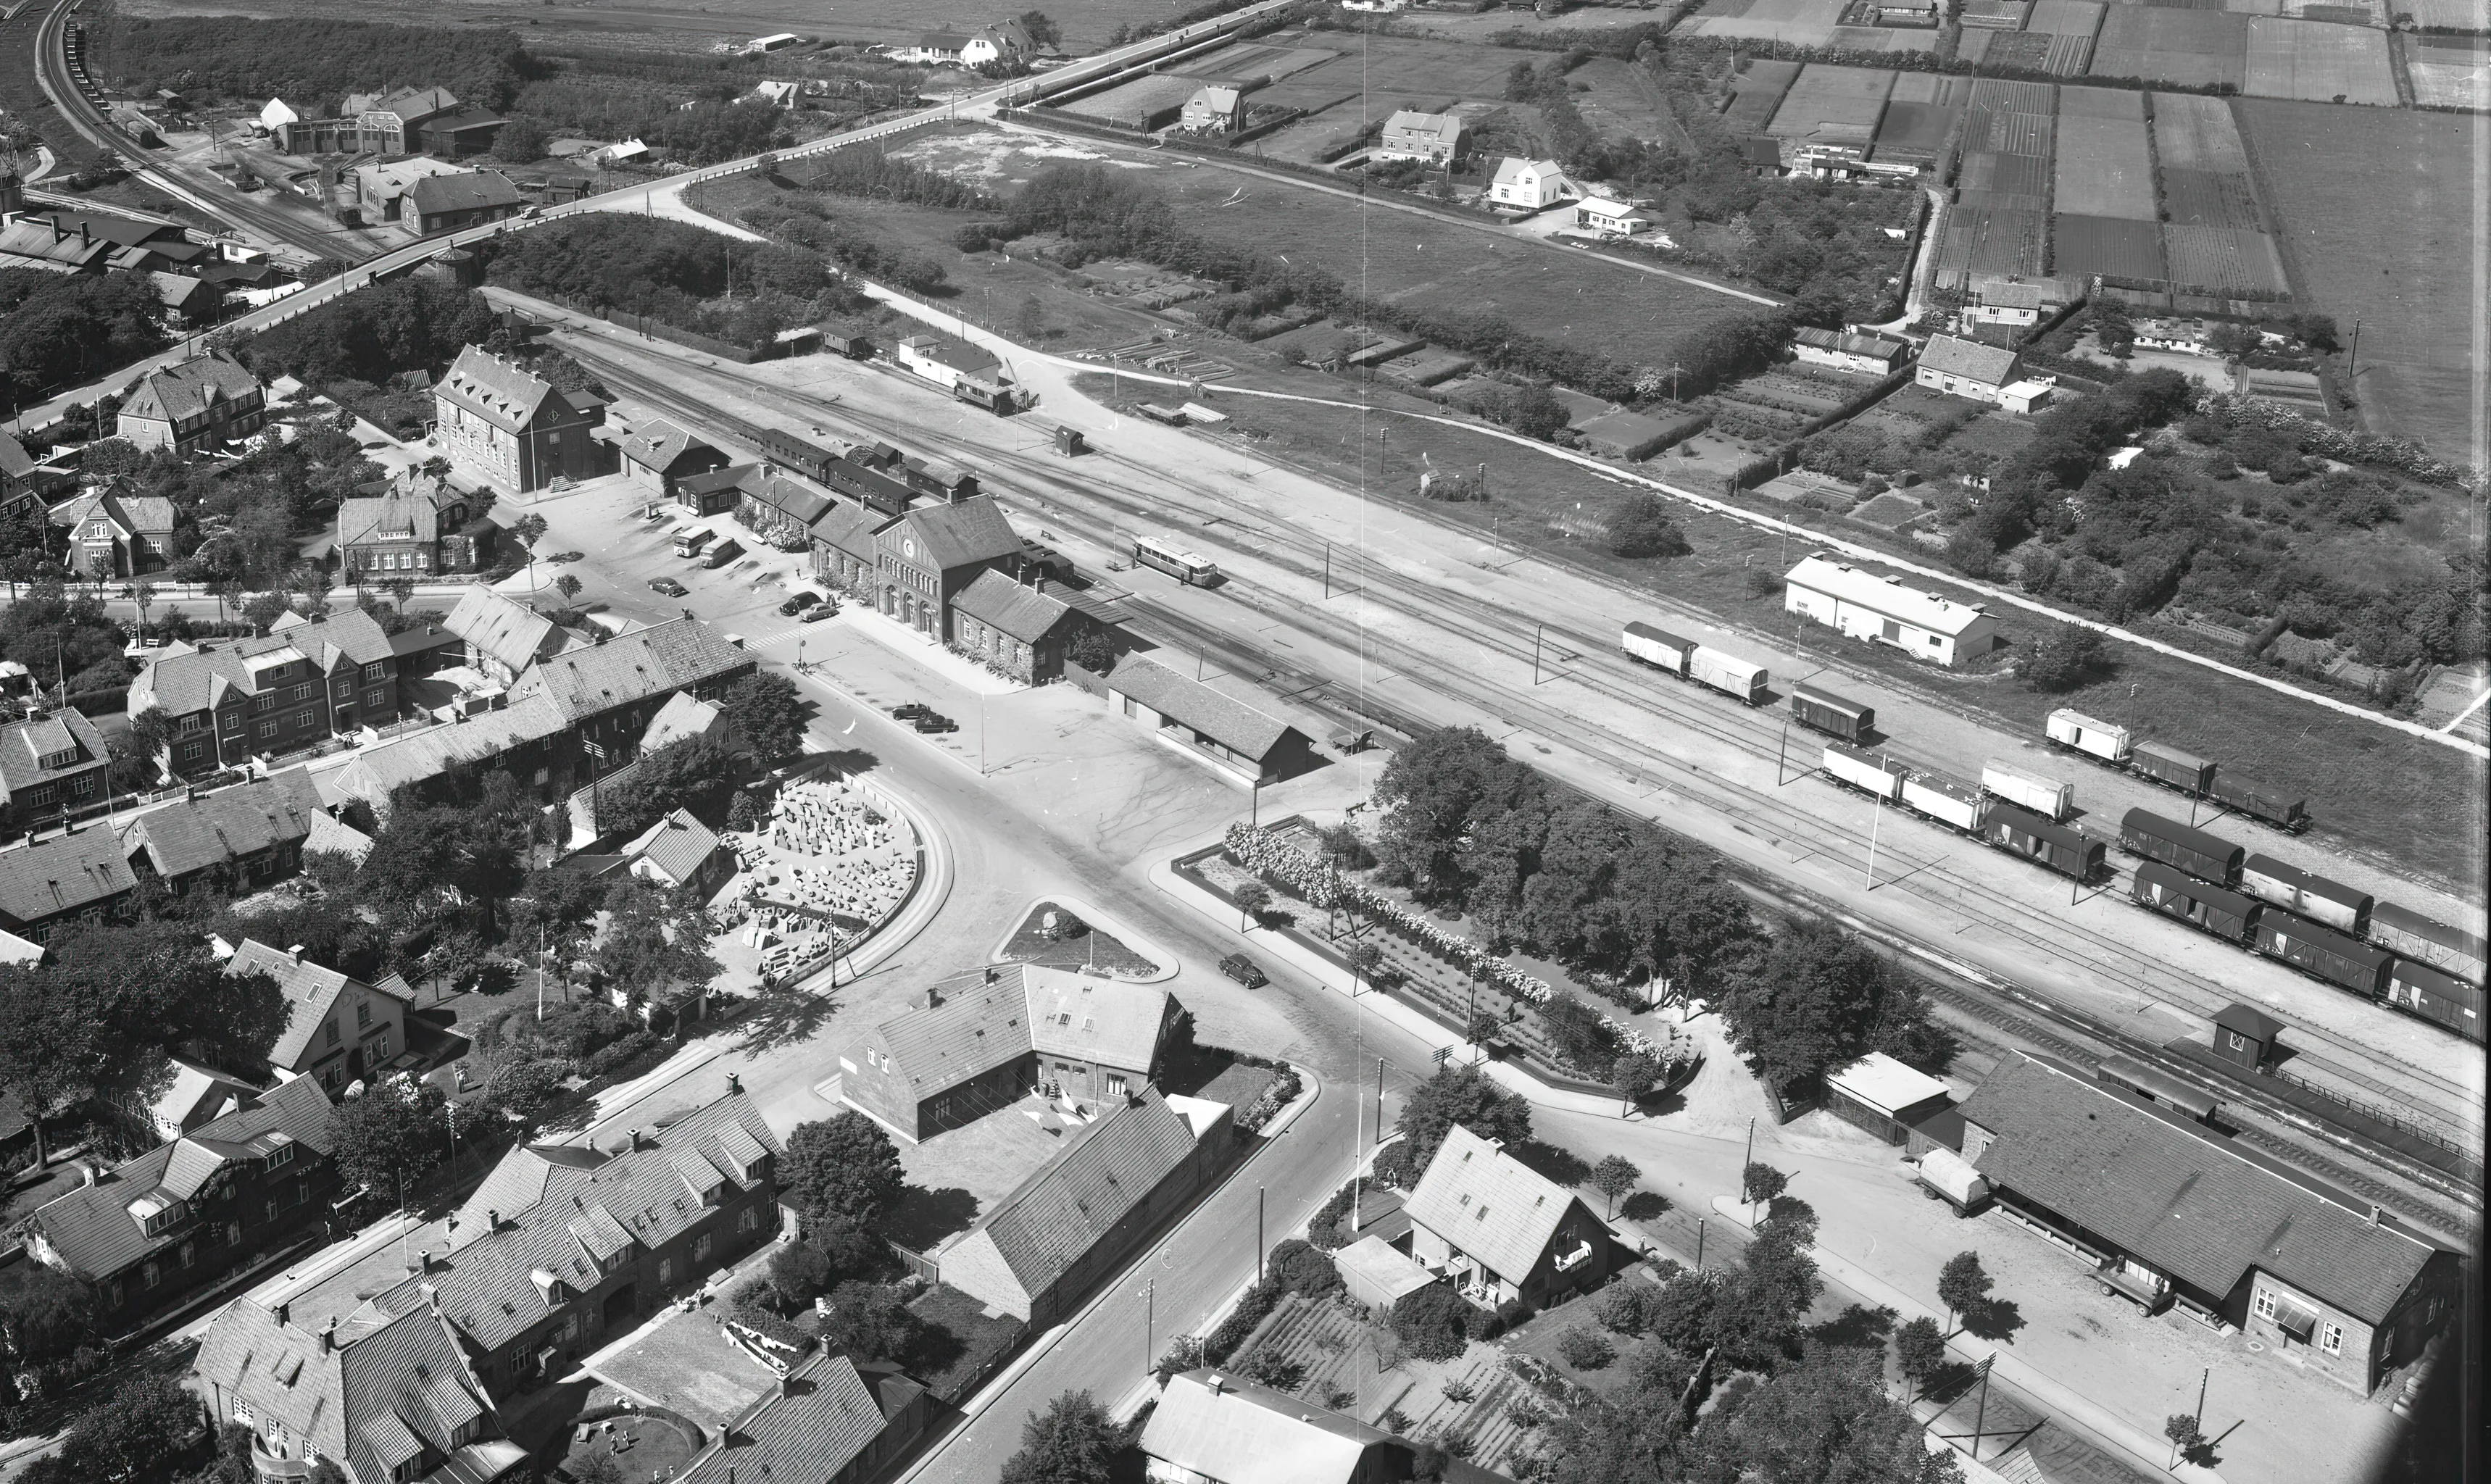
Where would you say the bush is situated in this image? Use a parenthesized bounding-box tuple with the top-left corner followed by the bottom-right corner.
(1392, 1285, 1473, 1362)
(2018, 620, 2111, 692)
(582, 1029, 665, 1079)
(1269, 1238, 1341, 1298)
(1592, 1282, 1650, 1335)
(1555, 1326, 1615, 1370)
(1609, 493, 1691, 559)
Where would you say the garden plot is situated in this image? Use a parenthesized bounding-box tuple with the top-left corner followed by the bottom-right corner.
(2162, 224, 2288, 296)
(2244, 16, 2399, 102)
(2051, 212, 2166, 283)
(1871, 100, 1958, 163)
(2405, 35, 2491, 108)
(1172, 43, 1341, 83)
(1721, 58, 1805, 132)
(1961, 78, 2058, 157)
(2092, 7, 2249, 86)
(1958, 149, 2051, 197)
(2158, 167, 2263, 228)
(1681, 0, 1851, 46)
(2026, 0, 2105, 35)
(2150, 93, 2251, 171)
(1766, 64, 1897, 145)
(1703, 366, 1881, 442)
(2052, 107, 2157, 219)
(1933, 203, 2049, 285)
(1829, 25, 1946, 51)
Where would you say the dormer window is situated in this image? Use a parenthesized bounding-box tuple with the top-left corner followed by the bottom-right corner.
(39, 748, 75, 770)
(130, 1192, 178, 1235)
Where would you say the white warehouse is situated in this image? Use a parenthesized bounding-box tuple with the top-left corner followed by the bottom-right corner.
(1784, 554, 2000, 667)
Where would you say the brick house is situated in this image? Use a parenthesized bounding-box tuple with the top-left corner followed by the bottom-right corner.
(811, 500, 898, 596)
(733, 466, 834, 548)
(872, 497, 1024, 643)
(1958, 1054, 2458, 1394)
(0, 711, 112, 832)
(1404, 1125, 1614, 1309)
(435, 346, 612, 494)
(357, 86, 465, 154)
(617, 420, 731, 502)
(1102, 656, 1320, 786)
(1914, 335, 2023, 403)
(441, 586, 589, 687)
(1, 433, 72, 515)
(352, 156, 466, 223)
(114, 351, 266, 455)
(22, 1075, 338, 1333)
(1180, 86, 1246, 133)
(402, 170, 525, 238)
(678, 1353, 931, 1484)
(223, 938, 414, 1091)
(949, 571, 1123, 684)
(336, 480, 498, 578)
(0, 822, 139, 944)
(504, 617, 756, 785)
(46, 488, 177, 578)
(1792, 325, 1910, 375)
(129, 608, 404, 776)
(841, 966, 1179, 1143)
(1373, 109, 1464, 164)
(117, 767, 325, 899)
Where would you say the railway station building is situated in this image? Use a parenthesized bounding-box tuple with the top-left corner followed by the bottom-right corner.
(1958, 1054, 2458, 1394)
(1102, 656, 1319, 786)
(1782, 554, 2000, 667)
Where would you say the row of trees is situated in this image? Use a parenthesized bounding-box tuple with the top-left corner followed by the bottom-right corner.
(481, 214, 870, 349)
(0, 269, 170, 403)
(90, 16, 538, 111)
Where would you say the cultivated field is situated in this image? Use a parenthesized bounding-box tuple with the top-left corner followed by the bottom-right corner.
(2092, 7, 2250, 88)
(2051, 211, 2165, 283)
(2243, 16, 2400, 104)
(2150, 92, 2251, 171)
(2239, 100, 2483, 460)
(2161, 225, 2288, 296)
(1766, 63, 1895, 144)
(2051, 101, 2154, 220)
(2401, 33, 2490, 107)
(2147, 93, 2289, 296)
(113, 0, 1176, 51)
(1680, 0, 1850, 47)
(1721, 59, 1803, 132)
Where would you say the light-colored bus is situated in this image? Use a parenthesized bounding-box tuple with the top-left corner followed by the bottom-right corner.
(1134, 535, 1220, 585)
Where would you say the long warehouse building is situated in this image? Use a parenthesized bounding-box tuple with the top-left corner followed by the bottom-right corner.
(1784, 554, 2001, 667)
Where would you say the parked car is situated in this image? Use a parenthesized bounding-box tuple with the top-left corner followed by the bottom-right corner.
(545, 551, 584, 564)
(778, 591, 822, 617)
(912, 714, 957, 734)
(1219, 953, 1268, 988)
(800, 603, 836, 622)
(891, 702, 929, 719)
(648, 577, 689, 597)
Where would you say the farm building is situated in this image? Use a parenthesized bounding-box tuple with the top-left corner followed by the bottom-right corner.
(1488, 157, 1573, 209)
(1783, 554, 2000, 666)
(1914, 334, 2024, 403)
(1373, 109, 1465, 163)
(1823, 1053, 1953, 1144)
(1792, 326, 1908, 374)
(1960, 1054, 2458, 1394)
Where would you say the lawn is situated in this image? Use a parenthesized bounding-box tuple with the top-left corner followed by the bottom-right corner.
(2235, 100, 2482, 462)
(998, 899, 1160, 975)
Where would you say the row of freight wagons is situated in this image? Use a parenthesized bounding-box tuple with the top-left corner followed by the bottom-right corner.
(2129, 862, 2485, 1041)
(1623, 623, 1770, 704)
(2045, 708, 2308, 832)
(1820, 743, 2104, 880)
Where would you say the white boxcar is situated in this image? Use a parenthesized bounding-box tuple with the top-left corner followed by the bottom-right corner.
(1689, 646, 1769, 704)
(2045, 708, 2131, 763)
(1981, 759, 2074, 821)
(1823, 742, 1908, 801)
(1902, 770, 1990, 833)
(1622, 621, 1693, 675)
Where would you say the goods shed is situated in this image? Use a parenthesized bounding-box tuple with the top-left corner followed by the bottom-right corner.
(1825, 1052, 1953, 1143)
(1784, 554, 2000, 666)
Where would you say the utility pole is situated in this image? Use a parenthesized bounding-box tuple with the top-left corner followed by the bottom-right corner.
(1323, 541, 1331, 599)
(1694, 1217, 1706, 1270)
(1740, 1117, 1755, 1202)
(1866, 788, 1883, 890)
(1141, 1279, 1155, 1374)
(1531, 623, 1544, 685)
(1257, 1186, 1265, 1282)
(1374, 1057, 1385, 1146)
(1970, 1354, 1994, 1463)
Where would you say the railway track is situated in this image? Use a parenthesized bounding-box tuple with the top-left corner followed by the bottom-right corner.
(554, 336, 2486, 1159)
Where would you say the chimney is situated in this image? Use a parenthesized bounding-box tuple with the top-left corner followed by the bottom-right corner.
(288, 944, 305, 962)
(420, 1249, 436, 1272)
(320, 1317, 337, 1353)
(726, 1071, 742, 1095)
(50, 216, 63, 242)
(1207, 1374, 1223, 1394)
(273, 1300, 290, 1327)
(630, 1128, 648, 1151)
(983, 967, 999, 985)
(421, 1281, 439, 1312)
(79, 222, 90, 247)
(486, 1209, 500, 1230)
(2371, 1204, 2387, 1225)
(79, 1160, 97, 1187)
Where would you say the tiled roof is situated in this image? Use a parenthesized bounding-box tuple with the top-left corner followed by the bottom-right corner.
(1189, 86, 1242, 112)
(330, 693, 570, 803)
(354, 156, 465, 202)
(1, 433, 37, 480)
(741, 468, 833, 526)
(1491, 156, 1562, 185)
(622, 809, 720, 888)
(681, 1353, 891, 1484)
(0, 709, 106, 796)
(1794, 325, 1908, 360)
(1143, 1370, 1401, 1484)
(1917, 333, 2021, 385)
(1020, 965, 1169, 1073)
(0, 827, 138, 928)
(336, 491, 442, 549)
(374, 85, 462, 117)
(304, 809, 377, 864)
(193, 1299, 497, 1484)
(30, 1076, 334, 1279)
(1961, 1054, 2441, 1323)
(130, 607, 396, 716)
(49, 488, 176, 537)
(444, 587, 576, 678)
(950, 570, 1071, 645)
(811, 501, 894, 564)
(876, 980, 1032, 1092)
(508, 618, 752, 724)
(117, 352, 262, 426)
(407, 170, 524, 216)
(420, 107, 506, 134)
(436, 346, 558, 436)
(228, 938, 404, 1070)
(1382, 109, 1462, 144)
(1106, 656, 1295, 762)
(118, 768, 324, 880)
(640, 691, 731, 754)
(941, 1088, 1199, 1307)
(675, 465, 754, 501)
(619, 420, 718, 474)
(1404, 1124, 1586, 1287)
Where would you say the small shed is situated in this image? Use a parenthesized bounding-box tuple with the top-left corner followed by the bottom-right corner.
(1334, 1235, 1439, 1312)
(1823, 1052, 1953, 1144)
(2212, 1002, 2284, 1072)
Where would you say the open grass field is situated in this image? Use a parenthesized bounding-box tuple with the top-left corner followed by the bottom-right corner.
(2243, 16, 2400, 102)
(2395, 0, 2491, 27)
(1766, 63, 1896, 143)
(114, 0, 1167, 51)
(1568, 57, 1681, 140)
(1275, 32, 1555, 109)
(2401, 33, 2490, 107)
(2239, 99, 2482, 462)
(2092, 7, 2250, 87)
(2025, 0, 2105, 34)
(1680, 0, 1851, 46)
(2052, 111, 2156, 219)
(2150, 91, 2252, 170)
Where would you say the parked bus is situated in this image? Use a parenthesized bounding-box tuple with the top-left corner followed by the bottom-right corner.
(673, 528, 714, 558)
(1134, 535, 1220, 585)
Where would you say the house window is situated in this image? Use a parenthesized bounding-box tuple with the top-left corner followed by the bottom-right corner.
(266, 1199, 279, 1222)
(265, 1142, 294, 1170)
(2254, 1288, 2277, 1321)
(180, 1241, 196, 1270)
(253, 694, 275, 712)
(739, 1206, 758, 1232)
(2228, 1032, 2249, 1051)
(2321, 1322, 2343, 1355)
(659, 1258, 673, 1285)
(357, 1002, 371, 1030)
(297, 712, 317, 730)
(257, 720, 278, 738)
(365, 663, 386, 681)
(372, 1028, 390, 1060)
(231, 1402, 253, 1428)
(74, 774, 95, 796)
(1107, 1075, 1128, 1096)
(227, 1222, 241, 1246)
(366, 691, 386, 711)
(325, 1020, 341, 1046)
(181, 715, 206, 733)
(694, 1233, 713, 1262)
(142, 1261, 162, 1289)
(295, 1180, 309, 1206)
(291, 684, 312, 701)
(28, 784, 52, 804)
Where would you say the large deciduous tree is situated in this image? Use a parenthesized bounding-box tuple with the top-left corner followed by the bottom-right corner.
(781, 1111, 906, 1231)
(327, 1077, 452, 1205)
(721, 670, 807, 762)
(1377, 1064, 1531, 1187)
(1716, 922, 1945, 1099)
(997, 1391, 1123, 1484)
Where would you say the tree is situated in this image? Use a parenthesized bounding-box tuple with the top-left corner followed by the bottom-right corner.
(552, 573, 583, 602)
(1231, 880, 1272, 928)
(1504, 383, 1569, 441)
(1937, 1252, 1991, 1337)
(782, 1111, 906, 1230)
(1687, 1343, 1956, 1484)
(999, 1391, 1123, 1484)
(1017, 293, 1046, 342)
(1371, 727, 1538, 903)
(596, 736, 737, 838)
(1609, 493, 1690, 559)
(2163, 1413, 2203, 1470)
(0, 1264, 99, 1370)
(1018, 8, 1062, 47)
(1894, 1315, 1946, 1400)
(507, 512, 547, 551)
(2018, 620, 2110, 692)
(481, 1054, 573, 1135)
(1743, 1161, 1789, 1206)
(1716, 921, 1940, 1100)
(1610, 1050, 1662, 1114)
(1592, 1154, 1641, 1218)
(1067, 625, 1117, 675)
(18, 1372, 207, 1484)
(1383, 1065, 1531, 1185)
(722, 670, 807, 761)
(495, 114, 551, 162)
(815, 1278, 923, 1364)
(591, 877, 721, 1011)
(327, 1077, 452, 1204)
(1392, 1283, 1472, 1362)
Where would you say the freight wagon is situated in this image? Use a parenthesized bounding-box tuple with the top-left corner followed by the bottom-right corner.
(2045, 708, 2131, 764)
(2207, 772, 2308, 833)
(2252, 910, 2392, 999)
(1790, 682, 1874, 743)
(2239, 854, 2372, 938)
(2131, 741, 2216, 796)
(2128, 861, 2262, 945)
(1900, 770, 1990, 833)
(754, 425, 847, 485)
(1689, 646, 1770, 705)
(1622, 622, 1694, 674)
(1980, 759, 2074, 821)
(1981, 801, 2103, 880)
(2118, 809, 2245, 888)
(2369, 903, 2487, 988)
(2384, 958, 2487, 1043)
(1822, 742, 1908, 801)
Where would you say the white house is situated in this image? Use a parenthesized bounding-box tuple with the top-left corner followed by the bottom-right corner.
(899, 20, 1031, 65)
(1963, 278, 2067, 328)
(1180, 86, 1246, 133)
(257, 97, 299, 132)
(746, 31, 803, 51)
(1915, 334, 2024, 404)
(1488, 157, 1573, 209)
(1573, 196, 1650, 235)
(1792, 325, 1909, 375)
(1782, 554, 2000, 667)
(747, 80, 800, 108)
(1999, 375, 2058, 414)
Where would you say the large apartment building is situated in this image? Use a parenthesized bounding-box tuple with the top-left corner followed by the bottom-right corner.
(128, 608, 404, 776)
(434, 346, 610, 494)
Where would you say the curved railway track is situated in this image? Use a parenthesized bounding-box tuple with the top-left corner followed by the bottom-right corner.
(556, 338, 2485, 1149)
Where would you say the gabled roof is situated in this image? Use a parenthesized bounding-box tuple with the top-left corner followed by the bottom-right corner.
(30, 1076, 334, 1279)
(130, 608, 397, 716)
(406, 170, 524, 216)
(1491, 156, 1563, 185)
(193, 1299, 500, 1484)
(950, 570, 1073, 645)
(0, 826, 138, 928)
(330, 693, 570, 804)
(336, 490, 443, 549)
(622, 808, 721, 888)
(49, 488, 178, 538)
(1188, 86, 1243, 112)
(116, 352, 262, 427)
(354, 156, 465, 201)
(507, 618, 752, 724)
(1105, 656, 1296, 762)
(370, 85, 460, 118)
(444, 587, 579, 677)
(1794, 325, 1908, 361)
(739, 467, 833, 526)
(0, 709, 107, 796)
(681, 1352, 894, 1484)
(117, 768, 324, 880)
(1020, 965, 1169, 1072)
(886, 496, 1021, 573)
(896, 332, 999, 376)
(811, 500, 895, 564)
(1143, 1370, 1404, 1484)
(1381, 109, 1463, 144)
(1783, 555, 1992, 638)
(228, 938, 408, 1070)
(420, 107, 507, 136)
(436, 346, 560, 436)
(619, 420, 720, 475)
(1917, 333, 2021, 385)
(640, 691, 733, 754)
(0, 433, 38, 481)
(1404, 1124, 1591, 1286)
(874, 980, 1033, 1092)
(1961, 1054, 2442, 1324)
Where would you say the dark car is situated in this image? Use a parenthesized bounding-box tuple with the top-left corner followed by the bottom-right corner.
(912, 714, 957, 734)
(648, 577, 689, 597)
(891, 702, 928, 719)
(778, 591, 822, 617)
(1219, 953, 1267, 988)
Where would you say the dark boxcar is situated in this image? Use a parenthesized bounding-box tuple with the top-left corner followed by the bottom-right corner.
(2118, 809, 2246, 888)
(2131, 740, 2217, 795)
(2253, 911, 2392, 999)
(2240, 854, 2373, 938)
(1790, 682, 1874, 743)
(2129, 860, 2262, 946)
(2385, 958, 2486, 1043)
(1984, 801, 2105, 880)
(2370, 902, 2487, 988)
(2207, 771, 2308, 833)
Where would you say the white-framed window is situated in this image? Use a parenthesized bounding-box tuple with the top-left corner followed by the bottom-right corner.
(183, 742, 204, 762)
(257, 719, 277, 738)
(1107, 1075, 1128, 1096)
(73, 774, 95, 796)
(28, 783, 52, 804)
(325, 1020, 341, 1046)
(366, 691, 386, 710)
(253, 693, 275, 712)
(739, 1206, 759, 1232)
(357, 1002, 371, 1030)
(294, 1180, 309, 1207)
(2253, 1288, 2277, 1321)
(142, 1261, 162, 1289)
(659, 1257, 674, 1285)
(2227, 1031, 2249, 1051)
(2321, 1322, 2343, 1355)
(694, 1233, 713, 1262)
(364, 663, 386, 681)
(265, 1199, 279, 1223)
(291, 684, 312, 701)
(179, 1241, 196, 1270)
